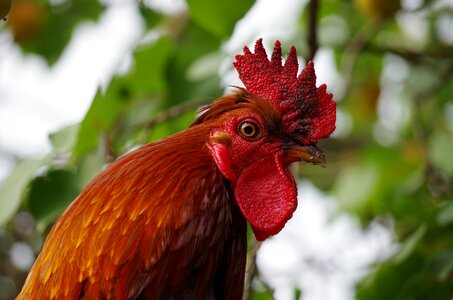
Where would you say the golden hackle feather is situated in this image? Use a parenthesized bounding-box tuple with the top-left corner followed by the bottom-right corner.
(17, 94, 251, 299)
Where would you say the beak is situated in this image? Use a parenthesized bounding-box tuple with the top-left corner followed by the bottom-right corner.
(284, 144, 326, 167)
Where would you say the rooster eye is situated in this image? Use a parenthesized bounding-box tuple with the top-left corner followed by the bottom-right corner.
(238, 121, 260, 139)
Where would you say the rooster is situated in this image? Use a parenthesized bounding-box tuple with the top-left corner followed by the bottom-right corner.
(17, 39, 335, 299)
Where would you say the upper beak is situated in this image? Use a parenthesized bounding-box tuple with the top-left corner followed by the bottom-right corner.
(284, 144, 326, 167)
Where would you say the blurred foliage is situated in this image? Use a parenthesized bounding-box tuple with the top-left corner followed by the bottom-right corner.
(7, 0, 104, 64)
(1, 0, 453, 299)
(187, 0, 254, 38)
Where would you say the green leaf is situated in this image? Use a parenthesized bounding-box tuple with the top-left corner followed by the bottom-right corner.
(165, 23, 222, 107)
(437, 201, 453, 226)
(335, 163, 379, 213)
(49, 123, 79, 153)
(72, 87, 126, 157)
(125, 37, 174, 97)
(139, 5, 163, 29)
(0, 159, 45, 226)
(357, 253, 425, 300)
(187, 50, 223, 81)
(424, 251, 453, 281)
(392, 224, 427, 264)
(429, 130, 453, 178)
(294, 288, 302, 300)
(251, 290, 274, 300)
(76, 151, 104, 187)
(144, 106, 198, 143)
(27, 169, 80, 226)
(186, 0, 255, 38)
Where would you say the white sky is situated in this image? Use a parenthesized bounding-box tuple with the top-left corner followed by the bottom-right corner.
(258, 181, 395, 300)
(0, 0, 398, 299)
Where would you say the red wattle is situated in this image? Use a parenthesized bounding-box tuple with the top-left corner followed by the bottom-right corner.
(234, 153, 297, 241)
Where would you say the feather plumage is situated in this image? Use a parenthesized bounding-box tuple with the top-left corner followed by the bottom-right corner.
(17, 105, 247, 299)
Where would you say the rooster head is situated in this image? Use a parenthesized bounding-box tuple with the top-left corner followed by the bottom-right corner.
(194, 39, 336, 241)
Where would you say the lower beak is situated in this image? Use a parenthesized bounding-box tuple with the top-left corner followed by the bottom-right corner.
(284, 144, 326, 167)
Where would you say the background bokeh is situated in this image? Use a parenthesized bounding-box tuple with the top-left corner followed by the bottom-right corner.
(1, 0, 453, 299)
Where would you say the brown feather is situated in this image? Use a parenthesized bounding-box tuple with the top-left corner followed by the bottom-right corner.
(17, 93, 248, 299)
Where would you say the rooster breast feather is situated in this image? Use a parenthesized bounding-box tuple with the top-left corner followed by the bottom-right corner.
(17, 126, 247, 299)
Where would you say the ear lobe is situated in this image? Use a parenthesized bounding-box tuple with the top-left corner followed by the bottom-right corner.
(207, 132, 236, 182)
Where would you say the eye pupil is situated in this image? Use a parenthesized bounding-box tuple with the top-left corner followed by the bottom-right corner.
(244, 125, 254, 135)
(238, 121, 260, 139)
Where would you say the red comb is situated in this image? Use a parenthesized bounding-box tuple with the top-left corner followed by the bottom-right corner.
(233, 39, 336, 144)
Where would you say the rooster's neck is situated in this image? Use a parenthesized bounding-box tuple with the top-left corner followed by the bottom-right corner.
(111, 126, 248, 298)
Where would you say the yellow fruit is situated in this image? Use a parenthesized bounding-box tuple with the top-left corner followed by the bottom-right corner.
(8, 0, 46, 42)
(354, 0, 401, 20)
(0, 0, 12, 20)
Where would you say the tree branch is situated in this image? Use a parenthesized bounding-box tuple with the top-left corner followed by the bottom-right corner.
(306, 0, 319, 62)
(133, 98, 212, 145)
(243, 241, 262, 300)
(364, 44, 453, 62)
(141, 98, 211, 131)
(102, 135, 117, 163)
(411, 63, 453, 197)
